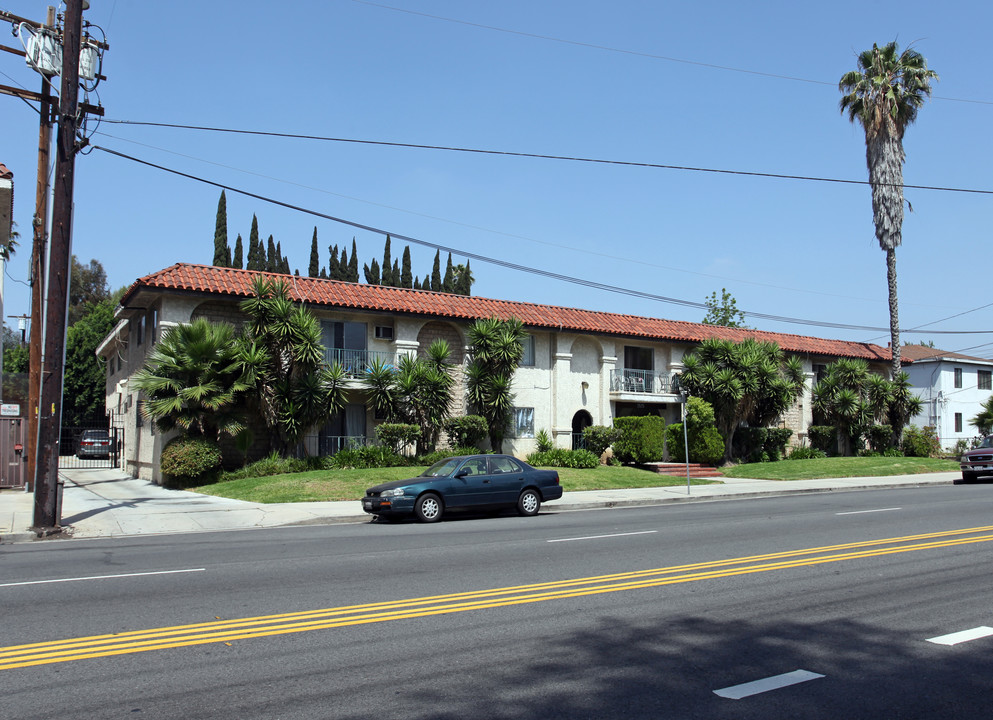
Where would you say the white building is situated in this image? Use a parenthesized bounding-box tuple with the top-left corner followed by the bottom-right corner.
(98, 263, 896, 483)
(903, 344, 993, 449)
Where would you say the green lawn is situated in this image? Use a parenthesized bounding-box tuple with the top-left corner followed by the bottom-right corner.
(190, 456, 961, 504)
(718, 456, 959, 481)
(191, 464, 718, 504)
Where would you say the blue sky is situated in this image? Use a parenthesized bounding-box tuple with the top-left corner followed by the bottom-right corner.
(2, 0, 990, 356)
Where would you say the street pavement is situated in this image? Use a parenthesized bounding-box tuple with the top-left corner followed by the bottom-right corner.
(0, 466, 963, 544)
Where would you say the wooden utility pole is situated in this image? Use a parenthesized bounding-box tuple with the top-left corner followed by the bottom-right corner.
(26, 5, 56, 494)
(33, 0, 83, 531)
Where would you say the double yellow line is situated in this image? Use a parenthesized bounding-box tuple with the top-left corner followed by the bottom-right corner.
(4, 524, 993, 671)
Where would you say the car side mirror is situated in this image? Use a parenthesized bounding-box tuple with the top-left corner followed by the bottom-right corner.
(454, 469, 469, 479)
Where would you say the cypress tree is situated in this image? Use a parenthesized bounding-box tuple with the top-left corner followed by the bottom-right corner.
(382, 236, 393, 286)
(212, 191, 230, 267)
(247, 214, 261, 270)
(363, 258, 381, 285)
(308, 228, 320, 277)
(232, 234, 244, 269)
(400, 246, 412, 288)
(339, 247, 349, 280)
(328, 244, 340, 280)
(320, 267, 328, 279)
(266, 236, 278, 272)
(349, 239, 359, 281)
(431, 250, 442, 291)
(443, 253, 455, 293)
(455, 260, 473, 295)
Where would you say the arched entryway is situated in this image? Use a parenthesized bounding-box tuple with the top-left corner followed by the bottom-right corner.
(572, 410, 593, 450)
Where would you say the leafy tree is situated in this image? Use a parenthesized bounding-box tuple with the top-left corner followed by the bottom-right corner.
(308, 229, 320, 277)
(839, 42, 938, 379)
(212, 191, 230, 267)
(702, 288, 747, 328)
(465, 316, 526, 453)
(69, 256, 110, 326)
(1, 219, 18, 260)
(679, 337, 805, 462)
(971, 396, 993, 436)
(232, 234, 244, 269)
(454, 261, 474, 296)
(130, 318, 248, 440)
(887, 371, 922, 448)
(400, 246, 412, 288)
(811, 358, 888, 455)
(236, 276, 347, 456)
(62, 295, 117, 426)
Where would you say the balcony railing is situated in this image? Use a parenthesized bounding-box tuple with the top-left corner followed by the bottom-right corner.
(609, 369, 679, 395)
(323, 348, 397, 378)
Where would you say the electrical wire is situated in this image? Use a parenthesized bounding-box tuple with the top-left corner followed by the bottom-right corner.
(91, 144, 993, 336)
(99, 119, 993, 196)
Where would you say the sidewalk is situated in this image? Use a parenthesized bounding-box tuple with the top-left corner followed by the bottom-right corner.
(1, 467, 962, 544)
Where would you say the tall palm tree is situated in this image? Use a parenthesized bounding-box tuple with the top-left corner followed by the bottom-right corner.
(839, 42, 938, 380)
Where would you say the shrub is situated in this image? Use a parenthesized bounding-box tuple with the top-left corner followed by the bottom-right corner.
(901, 425, 942, 458)
(612, 416, 665, 464)
(375, 423, 420, 454)
(416, 446, 481, 466)
(582, 425, 621, 458)
(664, 423, 723, 465)
(807, 426, 837, 455)
(866, 425, 894, 453)
(442, 415, 488, 448)
(786, 445, 826, 460)
(733, 427, 767, 462)
(161, 436, 222, 485)
(526, 448, 599, 469)
(535, 428, 554, 453)
(764, 428, 793, 462)
(330, 445, 408, 469)
(220, 451, 311, 481)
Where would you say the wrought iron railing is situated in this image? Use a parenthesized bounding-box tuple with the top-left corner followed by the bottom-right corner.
(323, 348, 397, 378)
(609, 369, 679, 394)
(298, 434, 372, 457)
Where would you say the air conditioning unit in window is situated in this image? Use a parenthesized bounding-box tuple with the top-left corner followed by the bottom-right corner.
(375, 326, 394, 340)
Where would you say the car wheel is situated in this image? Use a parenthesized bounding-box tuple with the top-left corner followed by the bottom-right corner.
(414, 493, 444, 523)
(517, 488, 541, 517)
(962, 472, 978, 483)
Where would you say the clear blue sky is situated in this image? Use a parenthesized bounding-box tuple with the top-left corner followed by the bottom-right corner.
(3, 0, 990, 356)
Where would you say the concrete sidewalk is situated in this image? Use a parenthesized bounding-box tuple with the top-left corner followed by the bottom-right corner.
(1, 467, 962, 544)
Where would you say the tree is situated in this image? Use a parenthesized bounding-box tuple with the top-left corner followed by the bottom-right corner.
(62, 295, 118, 426)
(679, 337, 805, 462)
(68, 256, 110, 326)
(363, 258, 381, 285)
(811, 358, 890, 455)
(236, 276, 347, 456)
(130, 318, 248, 440)
(212, 191, 230, 267)
(381, 236, 394, 286)
(400, 246, 412, 288)
(308, 229, 320, 277)
(454, 261, 474, 296)
(246, 215, 262, 270)
(839, 42, 938, 380)
(971, 396, 993, 436)
(232, 234, 244, 269)
(266, 236, 278, 272)
(702, 288, 747, 328)
(465, 316, 527, 453)
(348, 239, 359, 281)
(430, 250, 442, 291)
(328, 244, 340, 280)
(443, 253, 455, 293)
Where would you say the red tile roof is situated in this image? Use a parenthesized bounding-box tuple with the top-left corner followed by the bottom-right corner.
(125, 263, 894, 362)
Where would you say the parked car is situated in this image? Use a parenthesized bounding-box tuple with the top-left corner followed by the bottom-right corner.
(76, 429, 112, 459)
(362, 454, 563, 523)
(961, 435, 993, 482)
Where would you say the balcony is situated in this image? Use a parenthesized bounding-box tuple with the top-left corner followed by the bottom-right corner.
(323, 348, 397, 379)
(609, 369, 680, 397)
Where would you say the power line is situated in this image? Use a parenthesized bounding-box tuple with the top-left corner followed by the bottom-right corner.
(92, 144, 993, 336)
(349, 0, 993, 107)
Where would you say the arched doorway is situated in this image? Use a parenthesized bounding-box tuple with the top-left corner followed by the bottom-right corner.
(572, 410, 593, 450)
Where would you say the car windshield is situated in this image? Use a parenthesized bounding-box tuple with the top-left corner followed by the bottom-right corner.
(979, 436, 993, 449)
(421, 458, 462, 478)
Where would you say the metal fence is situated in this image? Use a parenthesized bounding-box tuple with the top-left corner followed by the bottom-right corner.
(58, 417, 124, 470)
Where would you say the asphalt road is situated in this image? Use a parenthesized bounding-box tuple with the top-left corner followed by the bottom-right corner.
(3, 485, 993, 719)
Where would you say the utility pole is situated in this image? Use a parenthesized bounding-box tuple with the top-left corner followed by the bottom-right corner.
(32, 0, 83, 531)
(27, 6, 56, 495)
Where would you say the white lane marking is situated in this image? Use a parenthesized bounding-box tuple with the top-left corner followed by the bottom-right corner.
(714, 670, 825, 699)
(547, 530, 658, 543)
(835, 507, 902, 516)
(926, 627, 993, 646)
(0, 568, 206, 588)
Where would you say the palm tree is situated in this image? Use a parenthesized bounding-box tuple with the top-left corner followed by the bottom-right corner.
(839, 42, 938, 380)
(131, 318, 248, 440)
(465, 317, 526, 453)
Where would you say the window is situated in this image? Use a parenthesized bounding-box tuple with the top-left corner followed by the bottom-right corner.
(135, 315, 145, 346)
(979, 370, 992, 391)
(488, 456, 523, 474)
(954, 368, 963, 388)
(521, 334, 536, 367)
(150, 307, 159, 343)
(510, 407, 534, 438)
(375, 325, 394, 340)
(955, 413, 963, 433)
(624, 346, 653, 370)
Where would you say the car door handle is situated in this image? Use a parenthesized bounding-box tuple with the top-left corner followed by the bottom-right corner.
(483, 479, 490, 484)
